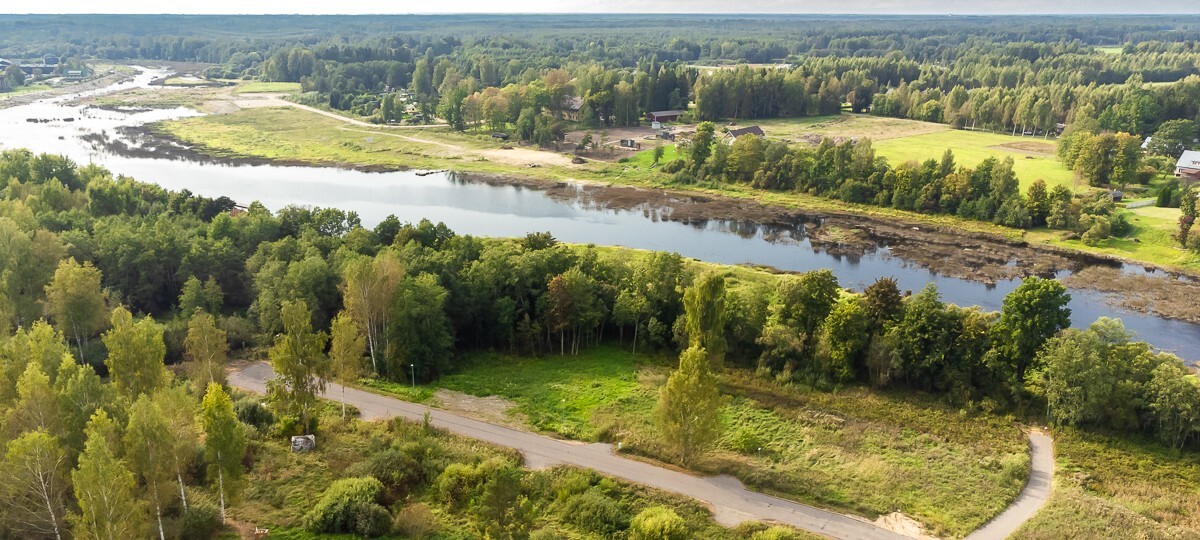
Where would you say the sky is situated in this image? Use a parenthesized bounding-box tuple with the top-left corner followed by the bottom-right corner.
(7, 0, 1200, 15)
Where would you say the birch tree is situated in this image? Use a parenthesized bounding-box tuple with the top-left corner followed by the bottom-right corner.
(183, 311, 229, 393)
(329, 311, 366, 420)
(0, 430, 67, 540)
(267, 300, 330, 430)
(71, 410, 147, 540)
(43, 258, 108, 361)
(654, 346, 725, 466)
(103, 306, 168, 400)
(200, 383, 246, 525)
(125, 394, 174, 540)
(342, 253, 403, 375)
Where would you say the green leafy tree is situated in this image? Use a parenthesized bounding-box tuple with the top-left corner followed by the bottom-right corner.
(1147, 362, 1200, 450)
(654, 346, 724, 466)
(156, 386, 198, 512)
(0, 217, 65, 328)
(0, 430, 67, 540)
(125, 394, 175, 540)
(688, 121, 716, 173)
(682, 271, 727, 367)
(6, 362, 61, 438)
(1026, 179, 1051, 227)
(184, 311, 229, 393)
(1148, 119, 1198, 157)
(815, 297, 871, 382)
(53, 356, 110, 455)
(72, 411, 147, 540)
(267, 300, 330, 430)
(342, 252, 404, 375)
(388, 273, 453, 381)
(861, 277, 904, 335)
(44, 258, 108, 360)
(329, 311, 366, 419)
(199, 383, 246, 525)
(757, 270, 840, 374)
(103, 306, 168, 400)
(993, 277, 1072, 386)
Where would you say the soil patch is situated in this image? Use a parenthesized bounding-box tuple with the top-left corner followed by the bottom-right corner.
(874, 511, 937, 539)
(993, 141, 1056, 155)
(433, 389, 527, 429)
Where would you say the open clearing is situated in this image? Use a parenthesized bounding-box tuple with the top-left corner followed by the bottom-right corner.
(872, 128, 1075, 191)
(755, 114, 950, 141)
(373, 346, 1029, 539)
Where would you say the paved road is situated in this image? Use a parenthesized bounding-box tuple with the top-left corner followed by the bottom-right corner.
(964, 432, 1054, 540)
(231, 363, 1051, 540)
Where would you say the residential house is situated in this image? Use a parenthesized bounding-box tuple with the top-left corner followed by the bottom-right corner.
(563, 96, 585, 122)
(722, 125, 765, 144)
(1177, 150, 1200, 182)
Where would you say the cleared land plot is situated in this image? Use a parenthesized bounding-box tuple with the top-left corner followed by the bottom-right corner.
(755, 114, 949, 141)
(873, 129, 1075, 191)
(235, 81, 302, 94)
(373, 345, 1029, 538)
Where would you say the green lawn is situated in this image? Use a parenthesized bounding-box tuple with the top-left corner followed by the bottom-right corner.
(626, 144, 680, 168)
(755, 114, 949, 141)
(873, 128, 1075, 191)
(1032, 204, 1200, 270)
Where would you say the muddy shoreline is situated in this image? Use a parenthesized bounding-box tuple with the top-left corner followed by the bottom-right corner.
(96, 124, 1200, 324)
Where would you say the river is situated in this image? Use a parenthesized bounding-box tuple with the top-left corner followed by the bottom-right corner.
(2, 68, 1197, 362)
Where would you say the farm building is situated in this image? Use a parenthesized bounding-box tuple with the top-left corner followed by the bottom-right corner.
(723, 125, 765, 144)
(647, 110, 684, 124)
(1177, 150, 1200, 182)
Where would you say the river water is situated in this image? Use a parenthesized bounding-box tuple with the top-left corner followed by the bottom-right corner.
(2, 68, 1197, 362)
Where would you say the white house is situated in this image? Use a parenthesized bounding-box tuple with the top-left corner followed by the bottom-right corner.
(1176, 150, 1200, 182)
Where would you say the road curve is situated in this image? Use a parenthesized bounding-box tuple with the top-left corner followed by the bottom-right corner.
(230, 362, 904, 539)
(230, 362, 1052, 539)
(964, 431, 1054, 540)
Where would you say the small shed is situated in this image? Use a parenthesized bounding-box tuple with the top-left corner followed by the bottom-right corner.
(619, 138, 640, 149)
(491, 132, 510, 140)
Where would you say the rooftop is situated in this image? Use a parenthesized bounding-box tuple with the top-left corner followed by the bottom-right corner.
(1178, 150, 1200, 170)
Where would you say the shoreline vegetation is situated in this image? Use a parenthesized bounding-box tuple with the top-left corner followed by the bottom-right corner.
(109, 99, 1200, 325)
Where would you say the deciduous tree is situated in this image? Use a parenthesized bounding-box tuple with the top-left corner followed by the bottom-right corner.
(72, 410, 147, 540)
(268, 300, 329, 429)
(184, 311, 229, 393)
(103, 306, 168, 400)
(654, 346, 724, 466)
(44, 258, 108, 360)
(199, 383, 246, 525)
(0, 430, 67, 540)
(329, 311, 366, 419)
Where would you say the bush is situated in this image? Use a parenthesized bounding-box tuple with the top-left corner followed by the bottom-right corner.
(727, 426, 765, 455)
(303, 477, 391, 537)
(233, 397, 274, 430)
(751, 526, 804, 540)
(562, 488, 629, 535)
(351, 439, 441, 498)
(178, 500, 221, 540)
(629, 506, 688, 540)
(392, 503, 439, 540)
(660, 158, 685, 174)
(529, 528, 569, 540)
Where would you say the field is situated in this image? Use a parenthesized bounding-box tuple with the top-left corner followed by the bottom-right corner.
(235, 81, 303, 94)
(1031, 204, 1200, 271)
(372, 346, 1029, 538)
(1015, 429, 1200, 538)
(872, 128, 1075, 191)
(755, 114, 949, 141)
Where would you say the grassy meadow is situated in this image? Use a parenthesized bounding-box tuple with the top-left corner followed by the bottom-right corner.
(873, 129, 1074, 191)
(235, 81, 303, 94)
(368, 345, 1029, 538)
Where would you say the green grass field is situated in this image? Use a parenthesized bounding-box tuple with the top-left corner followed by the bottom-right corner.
(1095, 45, 1125, 55)
(1015, 429, 1200, 538)
(873, 129, 1075, 191)
(371, 346, 1028, 538)
(755, 114, 949, 141)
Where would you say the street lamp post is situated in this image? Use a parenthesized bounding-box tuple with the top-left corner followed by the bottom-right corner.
(410, 363, 416, 389)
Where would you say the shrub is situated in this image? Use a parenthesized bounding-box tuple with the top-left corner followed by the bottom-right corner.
(629, 506, 688, 540)
(233, 397, 274, 430)
(727, 426, 766, 455)
(529, 528, 569, 540)
(434, 462, 480, 509)
(660, 158, 685, 174)
(178, 500, 221, 540)
(303, 477, 390, 537)
(392, 503, 439, 540)
(562, 488, 629, 535)
(352, 439, 441, 497)
(751, 526, 804, 540)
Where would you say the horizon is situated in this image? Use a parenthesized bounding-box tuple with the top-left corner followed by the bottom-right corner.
(7, 0, 1200, 16)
